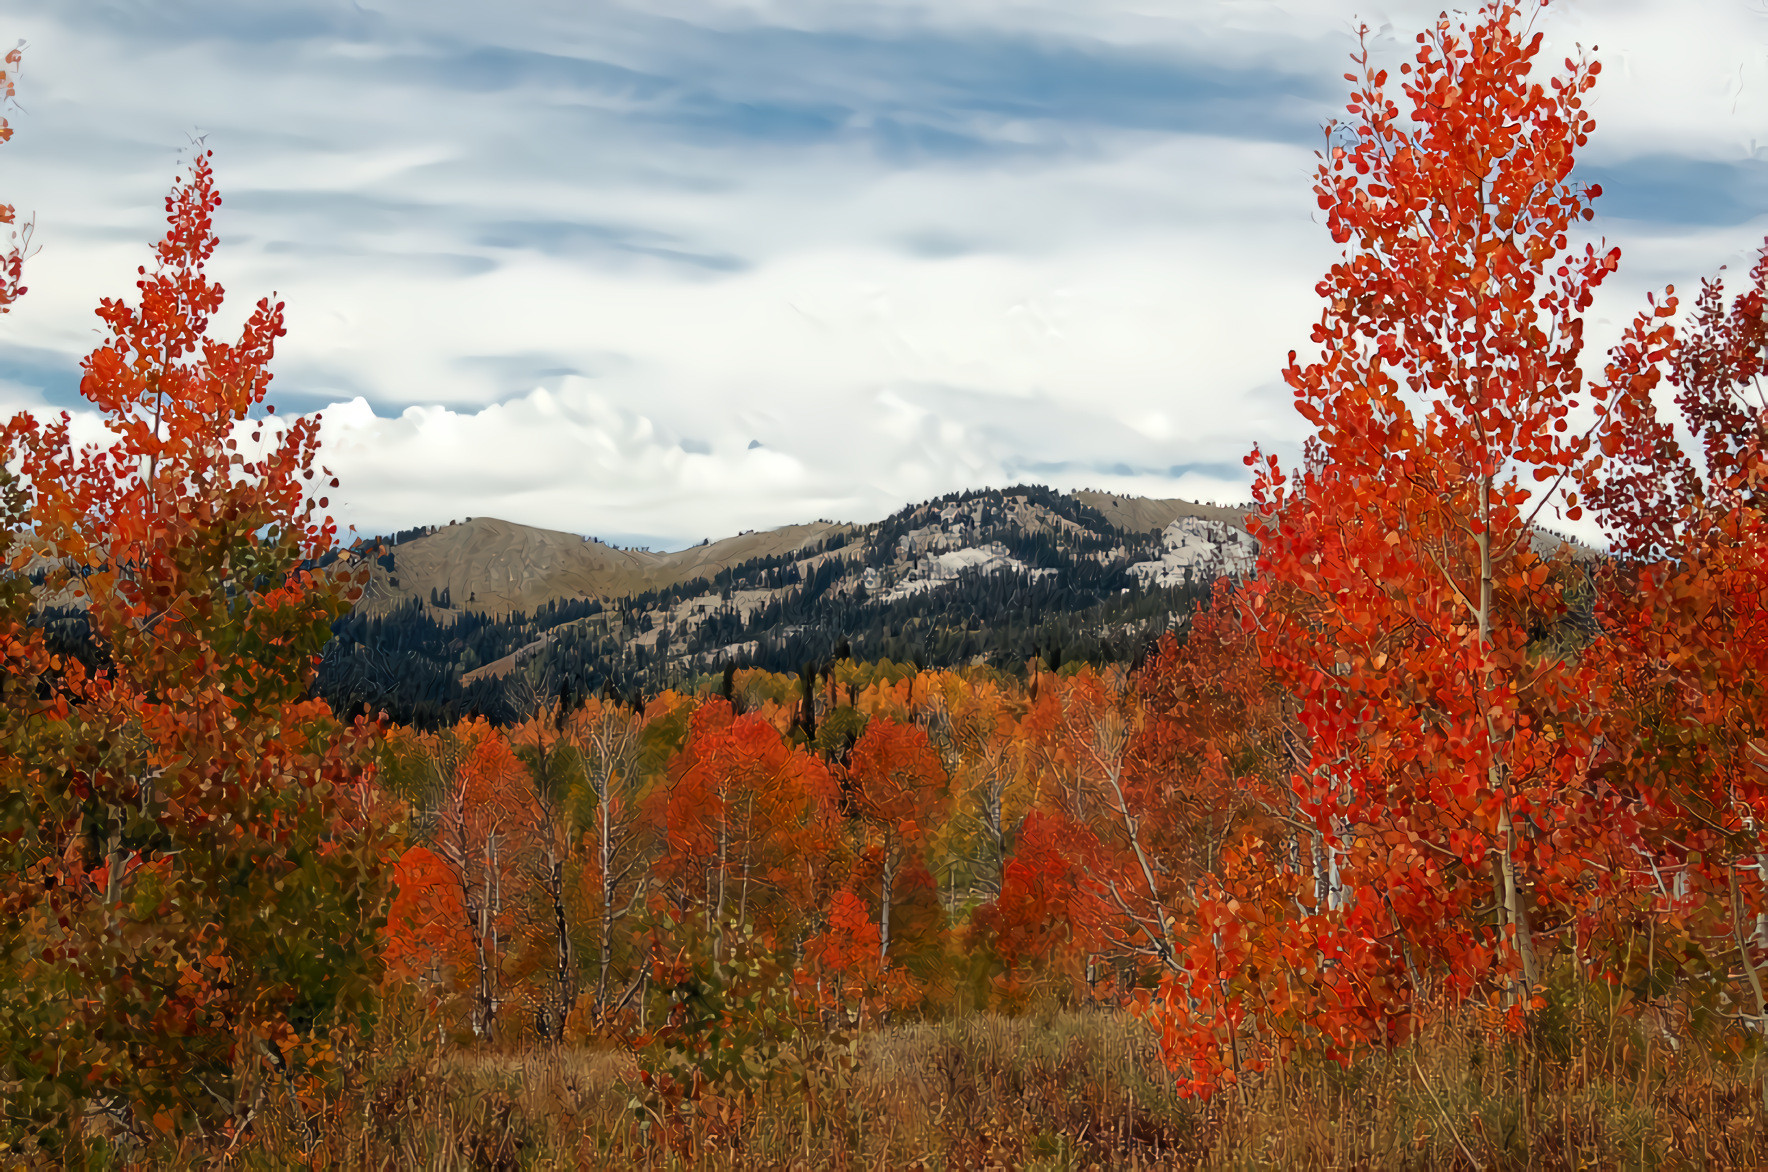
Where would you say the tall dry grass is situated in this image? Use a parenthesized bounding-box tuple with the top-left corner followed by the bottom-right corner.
(236, 986, 1766, 1169)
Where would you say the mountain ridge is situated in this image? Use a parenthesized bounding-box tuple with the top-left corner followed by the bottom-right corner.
(319, 485, 1225, 726)
(350, 488, 1245, 622)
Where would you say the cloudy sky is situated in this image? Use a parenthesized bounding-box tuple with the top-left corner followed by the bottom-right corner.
(0, 0, 1764, 549)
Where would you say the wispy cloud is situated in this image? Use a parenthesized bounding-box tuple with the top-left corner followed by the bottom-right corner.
(0, 0, 1764, 547)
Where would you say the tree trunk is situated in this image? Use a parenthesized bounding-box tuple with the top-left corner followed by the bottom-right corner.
(1478, 475, 1537, 993)
(736, 793, 755, 938)
(984, 776, 1005, 897)
(879, 850, 896, 970)
(549, 853, 572, 1040)
(598, 794, 615, 1016)
(477, 834, 499, 1040)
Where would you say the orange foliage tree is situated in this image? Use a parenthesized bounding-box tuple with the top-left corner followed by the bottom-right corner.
(561, 692, 658, 1026)
(1129, 585, 1294, 895)
(1581, 241, 1768, 1029)
(921, 671, 1030, 899)
(805, 885, 884, 1022)
(410, 718, 543, 1039)
(0, 152, 393, 1151)
(384, 844, 471, 992)
(1022, 669, 1179, 977)
(840, 714, 950, 1006)
(655, 699, 838, 962)
(502, 698, 584, 1040)
(1142, 0, 1640, 1089)
(966, 808, 1104, 1004)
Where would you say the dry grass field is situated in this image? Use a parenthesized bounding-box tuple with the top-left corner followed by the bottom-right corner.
(237, 995, 1767, 1170)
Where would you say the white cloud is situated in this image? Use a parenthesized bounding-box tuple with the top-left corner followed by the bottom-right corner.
(0, 0, 1762, 548)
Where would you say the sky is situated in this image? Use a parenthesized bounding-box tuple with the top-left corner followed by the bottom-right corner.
(0, 0, 1765, 550)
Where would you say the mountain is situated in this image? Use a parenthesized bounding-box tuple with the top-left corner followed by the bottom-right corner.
(317, 485, 1241, 727)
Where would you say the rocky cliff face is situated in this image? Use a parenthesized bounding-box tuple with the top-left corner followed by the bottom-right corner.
(1128, 517, 1259, 587)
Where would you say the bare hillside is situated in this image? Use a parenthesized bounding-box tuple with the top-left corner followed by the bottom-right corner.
(1069, 491, 1253, 534)
(356, 516, 850, 618)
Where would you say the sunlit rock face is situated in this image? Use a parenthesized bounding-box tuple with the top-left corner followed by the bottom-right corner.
(1128, 517, 1258, 587)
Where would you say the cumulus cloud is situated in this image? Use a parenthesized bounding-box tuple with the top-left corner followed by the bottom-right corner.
(0, 0, 1762, 548)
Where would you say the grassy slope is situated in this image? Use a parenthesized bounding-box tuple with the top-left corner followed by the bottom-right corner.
(355, 516, 849, 620)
